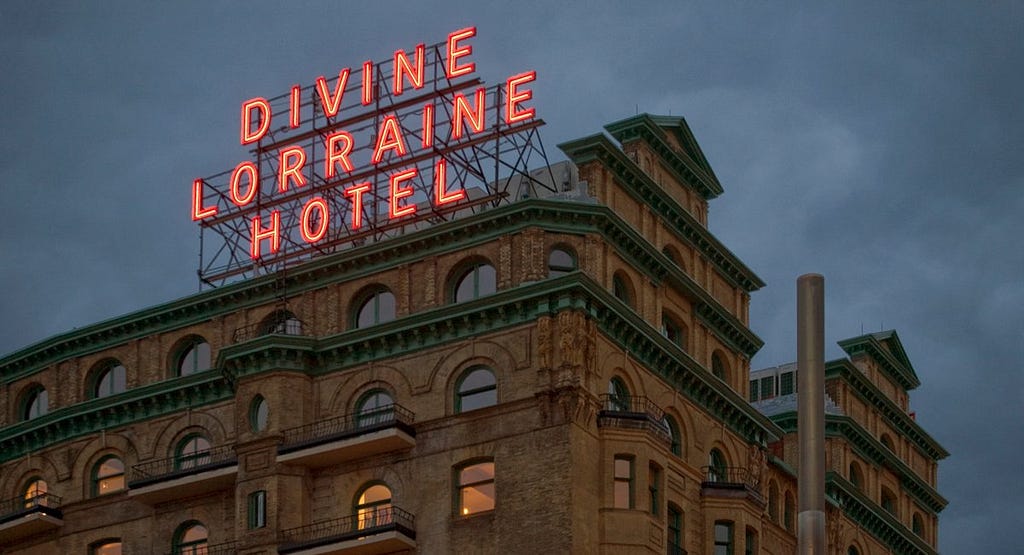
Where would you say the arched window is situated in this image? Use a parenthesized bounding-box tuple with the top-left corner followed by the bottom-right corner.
(548, 248, 576, 277)
(23, 477, 49, 508)
(784, 491, 795, 531)
(912, 512, 924, 537)
(176, 434, 212, 470)
(880, 433, 895, 452)
(21, 385, 48, 421)
(608, 377, 631, 412)
(881, 486, 897, 515)
(847, 546, 860, 555)
(356, 389, 394, 428)
(662, 414, 682, 456)
(768, 481, 780, 522)
(662, 245, 685, 272)
(661, 314, 688, 351)
(93, 361, 127, 398)
(711, 351, 728, 381)
(708, 449, 727, 483)
(260, 310, 302, 336)
(355, 483, 393, 529)
(457, 460, 495, 515)
(849, 461, 864, 490)
(611, 272, 633, 307)
(92, 455, 125, 496)
(90, 540, 122, 555)
(455, 367, 497, 413)
(176, 337, 211, 376)
(354, 287, 396, 328)
(250, 395, 269, 433)
(452, 262, 497, 302)
(173, 521, 208, 555)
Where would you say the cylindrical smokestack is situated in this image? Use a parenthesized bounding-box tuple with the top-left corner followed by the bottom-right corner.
(797, 274, 826, 554)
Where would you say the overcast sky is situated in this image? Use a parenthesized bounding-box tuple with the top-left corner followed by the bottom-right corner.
(1, 2, 1020, 552)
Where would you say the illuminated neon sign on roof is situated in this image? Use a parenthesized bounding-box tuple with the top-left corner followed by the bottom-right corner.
(192, 27, 550, 286)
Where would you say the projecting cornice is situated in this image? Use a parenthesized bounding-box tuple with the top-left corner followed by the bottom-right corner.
(838, 331, 921, 391)
(827, 472, 938, 555)
(558, 133, 764, 293)
(604, 113, 723, 199)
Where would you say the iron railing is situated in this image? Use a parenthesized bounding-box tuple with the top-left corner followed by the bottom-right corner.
(701, 465, 757, 488)
(597, 394, 672, 444)
(128, 444, 237, 488)
(232, 317, 306, 343)
(278, 506, 416, 553)
(0, 492, 62, 524)
(279, 404, 415, 454)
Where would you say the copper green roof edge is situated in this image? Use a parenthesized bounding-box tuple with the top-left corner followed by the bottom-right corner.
(645, 115, 722, 185)
(771, 412, 946, 514)
(826, 358, 948, 460)
(827, 472, 938, 555)
(603, 114, 723, 199)
(868, 330, 918, 376)
(837, 333, 921, 390)
(558, 133, 765, 292)
(768, 454, 797, 478)
(2, 198, 759, 381)
(0, 370, 231, 465)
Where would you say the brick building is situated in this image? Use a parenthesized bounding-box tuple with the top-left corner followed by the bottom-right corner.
(0, 114, 945, 554)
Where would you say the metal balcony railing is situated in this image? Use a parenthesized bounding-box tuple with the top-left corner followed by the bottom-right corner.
(279, 404, 415, 454)
(597, 394, 672, 443)
(278, 506, 416, 553)
(128, 444, 237, 488)
(232, 317, 306, 343)
(0, 492, 62, 524)
(701, 465, 757, 488)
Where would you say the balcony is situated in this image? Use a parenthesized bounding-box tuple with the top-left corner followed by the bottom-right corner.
(128, 445, 238, 504)
(597, 394, 672, 444)
(0, 492, 63, 544)
(278, 507, 416, 555)
(700, 466, 764, 505)
(232, 316, 306, 343)
(277, 405, 415, 468)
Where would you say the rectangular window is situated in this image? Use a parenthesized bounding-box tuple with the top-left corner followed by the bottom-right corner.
(648, 463, 661, 515)
(667, 505, 683, 554)
(613, 456, 633, 509)
(749, 380, 759, 402)
(714, 521, 733, 555)
(744, 527, 758, 555)
(759, 376, 774, 399)
(780, 371, 795, 395)
(248, 490, 267, 529)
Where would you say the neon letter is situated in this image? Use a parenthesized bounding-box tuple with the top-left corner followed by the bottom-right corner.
(434, 158, 465, 205)
(344, 181, 372, 230)
(289, 85, 301, 129)
(230, 161, 259, 207)
(390, 168, 418, 219)
(422, 103, 435, 148)
(446, 27, 476, 78)
(300, 197, 329, 243)
(325, 131, 355, 178)
(278, 145, 307, 193)
(240, 98, 271, 144)
(362, 60, 374, 106)
(393, 43, 425, 95)
(316, 68, 351, 119)
(452, 87, 486, 139)
(372, 115, 409, 164)
(191, 179, 218, 220)
(505, 71, 537, 124)
(250, 211, 281, 259)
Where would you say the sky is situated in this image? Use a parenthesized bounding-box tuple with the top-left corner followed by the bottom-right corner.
(1, 2, 1021, 552)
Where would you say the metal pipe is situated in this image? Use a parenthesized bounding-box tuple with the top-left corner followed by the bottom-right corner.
(797, 274, 826, 554)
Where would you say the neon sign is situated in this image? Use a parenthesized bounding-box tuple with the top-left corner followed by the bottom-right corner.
(192, 27, 549, 286)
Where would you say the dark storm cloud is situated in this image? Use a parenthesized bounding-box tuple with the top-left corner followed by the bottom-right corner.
(1, 2, 1020, 551)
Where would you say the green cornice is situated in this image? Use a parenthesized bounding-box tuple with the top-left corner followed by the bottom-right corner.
(558, 133, 764, 293)
(603, 114, 723, 199)
(771, 413, 946, 514)
(0, 370, 231, 464)
(3, 199, 759, 381)
(826, 358, 948, 460)
(827, 472, 937, 555)
(838, 332, 920, 391)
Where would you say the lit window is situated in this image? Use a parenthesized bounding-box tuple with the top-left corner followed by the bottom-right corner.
(548, 248, 576, 277)
(453, 262, 497, 302)
(356, 484, 393, 529)
(94, 362, 127, 398)
(22, 386, 48, 421)
(663, 414, 682, 457)
(613, 456, 633, 509)
(176, 435, 212, 471)
(456, 367, 497, 413)
(248, 490, 267, 529)
(250, 395, 269, 433)
(708, 449, 727, 483)
(457, 461, 495, 515)
(612, 273, 633, 307)
(714, 521, 734, 555)
(177, 338, 211, 376)
(355, 288, 396, 328)
(648, 462, 662, 515)
(23, 478, 49, 508)
(91, 540, 122, 555)
(174, 522, 208, 555)
(356, 389, 394, 428)
(93, 456, 125, 496)
(608, 377, 631, 412)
